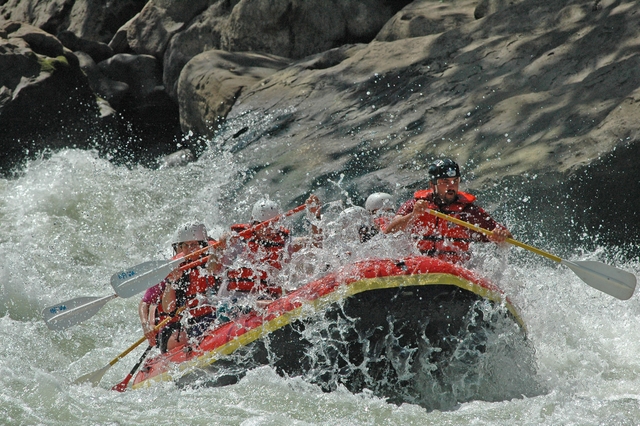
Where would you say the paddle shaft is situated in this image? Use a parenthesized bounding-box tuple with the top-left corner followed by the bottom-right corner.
(426, 208, 562, 263)
(106, 307, 184, 367)
(111, 204, 308, 295)
(73, 307, 185, 385)
(111, 345, 153, 392)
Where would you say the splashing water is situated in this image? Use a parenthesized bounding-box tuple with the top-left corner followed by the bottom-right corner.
(1, 148, 639, 425)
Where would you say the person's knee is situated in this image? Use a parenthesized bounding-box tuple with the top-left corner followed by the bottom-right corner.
(164, 330, 187, 352)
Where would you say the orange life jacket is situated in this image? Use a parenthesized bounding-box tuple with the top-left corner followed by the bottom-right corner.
(374, 215, 391, 233)
(152, 252, 183, 324)
(409, 189, 496, 262)
(172, 240, 219, 318)
(224, 223, 290, 296)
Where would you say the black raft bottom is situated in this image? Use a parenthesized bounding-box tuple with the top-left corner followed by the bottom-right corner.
(179, 284, 538, 410)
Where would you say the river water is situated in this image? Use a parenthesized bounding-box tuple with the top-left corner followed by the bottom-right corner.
(1, 148, 639, 425)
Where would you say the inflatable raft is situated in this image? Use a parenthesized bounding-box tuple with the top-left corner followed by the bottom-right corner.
(131, 256, 528, 401)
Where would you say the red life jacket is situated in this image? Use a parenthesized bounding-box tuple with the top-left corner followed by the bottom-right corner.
(172, 240, 219, 318)
(152, 252, 184, 324)
(374, 215, 391, 233)
(409, 189, 496, 262)
(225, 223, 290, 296)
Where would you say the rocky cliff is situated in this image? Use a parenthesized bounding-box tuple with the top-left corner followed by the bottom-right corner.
(1, 0, 638, 249)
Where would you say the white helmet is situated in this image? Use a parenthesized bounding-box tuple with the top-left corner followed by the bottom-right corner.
(251, 199, 281, 223)
(338, 206, 370, 225)
(365, 192, 393, 213)
(336, 206, 377, 243)
(173, 222, 208, 247)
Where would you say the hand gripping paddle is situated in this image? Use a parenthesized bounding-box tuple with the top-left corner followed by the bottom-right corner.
(426, 208, 636, 300)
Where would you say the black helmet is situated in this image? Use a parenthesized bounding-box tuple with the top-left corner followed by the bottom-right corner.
(428, 158, 460, 183)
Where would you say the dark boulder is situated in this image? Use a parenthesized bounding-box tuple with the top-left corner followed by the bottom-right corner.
(0, 0, 147, 44)
(57, 30, 114, 63)
(0, 22, 103, 175)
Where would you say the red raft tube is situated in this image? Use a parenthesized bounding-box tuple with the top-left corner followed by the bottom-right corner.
(131, 256, 526, 392)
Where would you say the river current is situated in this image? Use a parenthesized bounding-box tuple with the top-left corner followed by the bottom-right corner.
(1, 148, 639, 425)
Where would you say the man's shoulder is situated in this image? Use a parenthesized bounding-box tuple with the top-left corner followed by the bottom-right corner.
(414, 189, 433, 200)
(457, 191, 477, 204)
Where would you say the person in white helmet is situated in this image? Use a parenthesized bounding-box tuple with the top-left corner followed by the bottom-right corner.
(151, 222, 219, 352)
(335, 206, 379, 244)
(207, 195, 321, 316)
(138, 224, 210, 348)
(364, 192, 394, 233)
(250, 199, 281, 223)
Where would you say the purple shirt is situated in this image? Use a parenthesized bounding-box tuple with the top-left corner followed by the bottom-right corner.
(141, 281, 166, 305)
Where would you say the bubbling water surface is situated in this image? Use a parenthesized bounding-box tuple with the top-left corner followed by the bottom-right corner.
(0, 149, 639, 425)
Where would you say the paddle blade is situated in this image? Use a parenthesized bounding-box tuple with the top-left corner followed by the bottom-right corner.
(111, 374, 133, 392)
(42, 295, 116, 330)
(562, 260, 637, 300)
(73, 363, 111, 386)
(110, 260, 177, 298)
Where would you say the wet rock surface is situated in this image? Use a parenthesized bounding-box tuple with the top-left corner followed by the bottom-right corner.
(0, 0, 638, 247)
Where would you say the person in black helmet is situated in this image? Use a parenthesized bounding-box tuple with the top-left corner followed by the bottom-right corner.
(384, 158, 511, 263)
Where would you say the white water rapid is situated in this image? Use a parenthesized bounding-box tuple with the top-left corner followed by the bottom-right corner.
(1, 148, 639, 425)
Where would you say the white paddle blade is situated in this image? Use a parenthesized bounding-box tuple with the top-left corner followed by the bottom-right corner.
(562, 260, 637, 300)
(42, 295, 116, 330)
(110, 260, 177, 298)
(73, 364, 111, 386)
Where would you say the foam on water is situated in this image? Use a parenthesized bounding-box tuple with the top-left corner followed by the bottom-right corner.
(1, 149, 640, 425)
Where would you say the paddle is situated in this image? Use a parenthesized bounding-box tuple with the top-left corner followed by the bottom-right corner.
(110, 204, 308, 297)
(73, 307, 185, 386)
(425, 208, 637, 300)
(42, 262, 175, 330)
(45, 204, 309, 331)
(111, 345, 153, 392)
(43, 294, 118, 331)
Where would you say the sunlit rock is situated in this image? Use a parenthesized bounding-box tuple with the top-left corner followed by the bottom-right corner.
(130, 0, 411, 100)
(375, 0, 476, 42)
(158, 148, 196, 169)
(161, 2, 234, 101)
(216, 0, 640, 247)
(125, 0, 210, 59)
(177, 50, 291, 138)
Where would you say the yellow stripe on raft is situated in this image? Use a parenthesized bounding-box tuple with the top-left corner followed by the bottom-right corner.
(132, 272, 525, 389)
